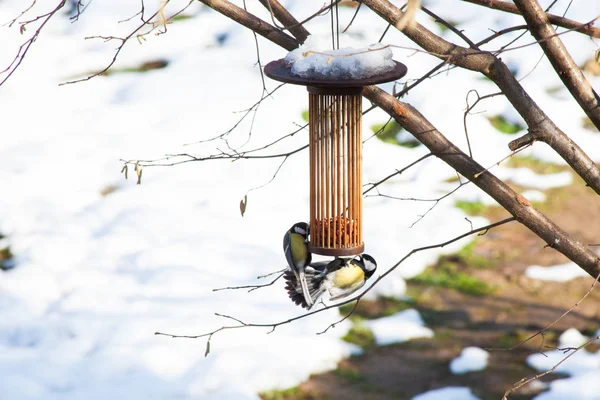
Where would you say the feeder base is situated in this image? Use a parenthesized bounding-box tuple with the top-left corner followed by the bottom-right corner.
(309, 243, 364, 257)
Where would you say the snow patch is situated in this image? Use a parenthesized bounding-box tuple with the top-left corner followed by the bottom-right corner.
(496, 168, 573, 190)
(450, 347, 489, 374)
(520, 190, 546, 203)
(364, 309, 433, 345)
(411, 386, 481, 400)
(525, 262, 590, 282)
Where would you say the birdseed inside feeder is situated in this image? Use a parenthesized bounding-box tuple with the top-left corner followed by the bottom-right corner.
(265, 43, 407, 257)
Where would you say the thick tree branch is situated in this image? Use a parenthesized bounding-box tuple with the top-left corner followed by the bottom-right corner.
(195, 0, 600, 278)
(514, 0, 600, 132)
(201, 0, 298, 51)
(462, 0, 600, 39)
(257, 0, 310, 43)
(361, 0, 600, 195)
(364, 86, 600, 278)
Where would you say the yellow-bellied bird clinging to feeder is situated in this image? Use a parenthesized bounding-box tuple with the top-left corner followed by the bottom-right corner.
(284, 254, 377, 309)
(283, 222, 313, 307)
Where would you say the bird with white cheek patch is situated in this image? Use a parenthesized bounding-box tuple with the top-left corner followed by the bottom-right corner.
(283, 222, 313, 307)
(284, 254, 377, 309)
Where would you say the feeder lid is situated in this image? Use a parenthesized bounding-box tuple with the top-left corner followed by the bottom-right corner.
(264, 59, 407, 88)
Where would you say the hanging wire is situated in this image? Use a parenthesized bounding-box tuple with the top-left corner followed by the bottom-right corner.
(330, 0, 340, 50)
(330, 0, 335, 50)
(335, 0, 340, 49)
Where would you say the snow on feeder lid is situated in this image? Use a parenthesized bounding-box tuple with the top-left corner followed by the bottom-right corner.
(265, 40, 407, 257)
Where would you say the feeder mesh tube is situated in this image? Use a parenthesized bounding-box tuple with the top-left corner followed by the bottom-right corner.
(309, 90, 363, 256)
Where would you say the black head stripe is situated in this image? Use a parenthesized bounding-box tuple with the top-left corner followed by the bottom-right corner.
(292, 222, 310, 237)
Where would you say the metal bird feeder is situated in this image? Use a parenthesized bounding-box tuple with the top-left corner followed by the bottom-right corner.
(265, 57, 407, 257)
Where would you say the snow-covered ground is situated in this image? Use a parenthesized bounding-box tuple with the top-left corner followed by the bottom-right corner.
(527, 329, 600, 400)
(1, 0, 599, 399)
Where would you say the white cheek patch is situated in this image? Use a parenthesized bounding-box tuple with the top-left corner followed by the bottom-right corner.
(295, 227, 307, 236)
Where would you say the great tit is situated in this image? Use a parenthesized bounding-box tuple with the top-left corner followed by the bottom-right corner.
(284, 254, 377, 309)
(283, 222, 313, 307)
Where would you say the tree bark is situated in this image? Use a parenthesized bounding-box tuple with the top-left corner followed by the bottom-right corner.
(198, 0, 600, 278)
(361, 0, 600, 195)
(257, 0, 310, 43)
(514, 0, 600, 132)
(462, 0, 600, 39)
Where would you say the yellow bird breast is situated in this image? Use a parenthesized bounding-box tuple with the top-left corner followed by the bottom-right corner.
(290, 233, 307, 265)
(333, 265, 364, 289)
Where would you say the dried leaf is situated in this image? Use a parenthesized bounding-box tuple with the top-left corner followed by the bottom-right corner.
(394, 0, 420, 31)
(596, 49, 600, 63)
(136, 168, 143, 185)
(239, 195, 247, 217)
(20, 24, 26, 35)
(205, 340, 211, 357)
(121, 164, 128, 180)
(326, 57, 333, 64)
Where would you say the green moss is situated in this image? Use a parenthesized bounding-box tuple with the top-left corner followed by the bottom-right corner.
(454, 200, 488, 216)
(342, 324, 376, 348)
(338, 297, 415, 320)
(171, 14, 194, 22)
(101, 59, 169, 76)
(371, 120, 420, 148)
(505, 156, 564, 174)
(260, 386, 302, 400)
(487, 115, 524, 134)
(456, 241, 491, 269)
(333, 366, 365, 383)
(301, 110, 309, 123)
(410, 262, 496, 296)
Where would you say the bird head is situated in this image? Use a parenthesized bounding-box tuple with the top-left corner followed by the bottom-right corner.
(356, 254, 377, 278)
(291, 222, 310, 239)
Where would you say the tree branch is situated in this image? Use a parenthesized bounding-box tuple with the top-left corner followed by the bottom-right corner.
(196, 0, 600, 278)
(361, 0, 600, 194)
(257, 0, 310, 43)
(461, 0, 600, 39)
(156, 217, 517, 345)
(514, 0, 600, 132)
(201, 0, 299, 51)
(364, 85, 600, 278)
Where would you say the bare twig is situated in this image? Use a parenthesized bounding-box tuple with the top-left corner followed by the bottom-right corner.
(363, 153, 434, 195)
(488, 268, 600, 354)
(514, 0, 600, 131)
(361, 0, 600, 195)
(155, 217, 516, 347)
(197, 0, 600, 278)
(212, 273, 284, 293)
(502, 335, 600, 399)
(1, 1, 68, 87)
(462, 0, 600, 38)
(463, 90, 504, 158)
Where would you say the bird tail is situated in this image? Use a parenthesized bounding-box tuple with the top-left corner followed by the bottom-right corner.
(284, 267, 326, 309)
(298, 269, 313, 308)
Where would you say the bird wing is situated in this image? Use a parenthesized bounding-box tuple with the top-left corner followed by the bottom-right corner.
(284, 261, 330, 309)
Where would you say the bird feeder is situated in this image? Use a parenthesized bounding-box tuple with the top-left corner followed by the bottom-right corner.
(265, 56, 407, 257)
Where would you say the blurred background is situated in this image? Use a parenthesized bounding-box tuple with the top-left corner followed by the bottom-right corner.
(1, 0, 599, 399)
